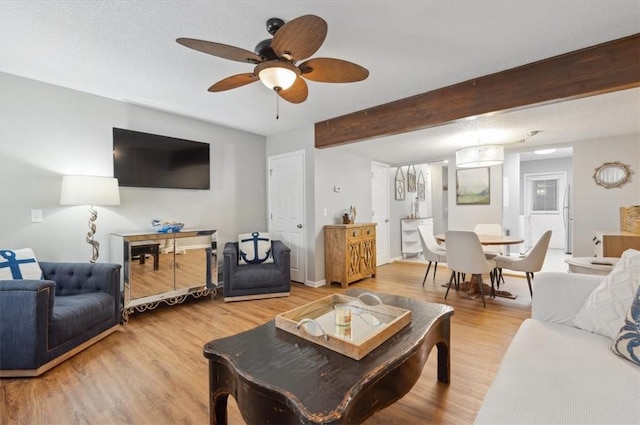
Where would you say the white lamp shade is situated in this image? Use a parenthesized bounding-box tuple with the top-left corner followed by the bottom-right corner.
(258, 66, 297, 90)
(60, 175, 121, 206)
(456, 144, 504, 168)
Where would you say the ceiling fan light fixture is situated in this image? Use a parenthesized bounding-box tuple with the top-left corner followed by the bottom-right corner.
(256, 61, 299, 91)
(456, 144, 504, 168)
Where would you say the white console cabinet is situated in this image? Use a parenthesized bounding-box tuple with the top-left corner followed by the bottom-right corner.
(401, 218, 433, 258)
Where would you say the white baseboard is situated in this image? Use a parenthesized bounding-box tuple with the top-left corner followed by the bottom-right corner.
(304, 279, 326, 288)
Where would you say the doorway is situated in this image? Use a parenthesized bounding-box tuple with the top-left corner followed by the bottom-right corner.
(268, 150, 306, 283)
(523, 171, 567, 251)
(371, 162, 390, 265)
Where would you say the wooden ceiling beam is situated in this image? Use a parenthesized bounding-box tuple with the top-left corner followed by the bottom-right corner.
(315, 33, 640, 149)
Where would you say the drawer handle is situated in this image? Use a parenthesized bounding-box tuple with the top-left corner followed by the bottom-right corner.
(353, 231, 357, 237)
(366, 230, 371, 235)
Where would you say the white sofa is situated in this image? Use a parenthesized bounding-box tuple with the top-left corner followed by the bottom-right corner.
(475, 272, 640, 425)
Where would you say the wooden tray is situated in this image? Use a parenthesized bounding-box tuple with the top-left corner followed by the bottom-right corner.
(275, 293, 411, 360)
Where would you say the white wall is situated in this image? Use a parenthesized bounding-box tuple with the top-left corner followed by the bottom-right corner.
(502, 152, 521, 241)
(573, 134, 640, 256)
(314, 148, 373, 282)
(0, 73, 267, 263)
(429, 164, 446, 234)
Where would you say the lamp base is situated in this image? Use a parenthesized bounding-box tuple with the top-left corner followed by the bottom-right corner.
(87, 206, 99, 263)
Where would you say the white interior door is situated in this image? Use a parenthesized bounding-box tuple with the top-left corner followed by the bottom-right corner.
(268, 151, 305, 283)
(371, 162, 390, 265)
(524, 172, 566, 250)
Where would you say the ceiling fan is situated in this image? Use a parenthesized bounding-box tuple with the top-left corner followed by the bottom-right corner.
(176, 15, 369, 104)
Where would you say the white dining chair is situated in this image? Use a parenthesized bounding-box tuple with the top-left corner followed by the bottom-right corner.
(473, 223, 503, 258)
(444, 230, 496, 308)
(417, 225, 447, 286)
(492, 230, 552, 298)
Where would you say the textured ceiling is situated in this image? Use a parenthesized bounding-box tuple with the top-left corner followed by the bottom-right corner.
(1, 1, 639, 165)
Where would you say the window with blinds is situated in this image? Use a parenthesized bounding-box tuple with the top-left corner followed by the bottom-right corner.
(532, 179, 558, 212)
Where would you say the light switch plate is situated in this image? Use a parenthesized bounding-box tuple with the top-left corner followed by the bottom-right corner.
(31, 210, 43, 223)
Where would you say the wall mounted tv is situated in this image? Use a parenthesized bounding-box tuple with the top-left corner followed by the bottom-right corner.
(113, 128, 210, 190)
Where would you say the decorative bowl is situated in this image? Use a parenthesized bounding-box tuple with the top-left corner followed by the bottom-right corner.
(151, 219, 184, 233)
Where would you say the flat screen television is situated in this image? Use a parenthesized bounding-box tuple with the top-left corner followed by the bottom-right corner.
(113, 128, 210, 190)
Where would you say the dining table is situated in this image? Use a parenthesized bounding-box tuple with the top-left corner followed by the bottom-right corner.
(434, 233, 524, 246)
(434, 233, 525, 300)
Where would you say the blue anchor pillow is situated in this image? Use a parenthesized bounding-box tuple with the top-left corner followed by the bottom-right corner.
(0, 248, 43, 280)
(238, 232, 274, 265)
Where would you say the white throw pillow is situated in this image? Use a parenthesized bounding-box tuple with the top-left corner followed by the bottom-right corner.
(573, 249, 640, 339)
(237, 232, 273, 265)
(0, 248, 43, 280)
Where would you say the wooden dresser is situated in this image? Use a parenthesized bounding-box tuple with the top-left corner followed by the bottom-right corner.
(593, 230, 640, 257)
(324, 223, 376, 288)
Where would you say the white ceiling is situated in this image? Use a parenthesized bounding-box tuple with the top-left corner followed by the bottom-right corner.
(1, 1, 639, 165)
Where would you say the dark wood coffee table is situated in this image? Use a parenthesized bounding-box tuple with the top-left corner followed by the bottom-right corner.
(203, 288, 454, 424)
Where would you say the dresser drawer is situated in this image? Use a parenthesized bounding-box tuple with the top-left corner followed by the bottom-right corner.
(361, 226, 375, 237)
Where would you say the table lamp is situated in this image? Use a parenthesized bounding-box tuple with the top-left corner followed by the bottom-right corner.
(60, 175, 121, 263)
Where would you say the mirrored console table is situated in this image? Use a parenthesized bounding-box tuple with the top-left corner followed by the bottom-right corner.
(111, 229, 218, 323)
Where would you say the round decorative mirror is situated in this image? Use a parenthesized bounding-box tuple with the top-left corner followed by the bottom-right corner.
(593, 161, 632, 189)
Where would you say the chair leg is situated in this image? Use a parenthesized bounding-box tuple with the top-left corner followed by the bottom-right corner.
(422, 262, 433, 287)
(489, 269, 500, 298)
(496, 268, 504, 288)
(433, 262, 438, 280)
(526, 272, 533, 297)
(445, 271, 455, 299)
(475, 274, 486, 308)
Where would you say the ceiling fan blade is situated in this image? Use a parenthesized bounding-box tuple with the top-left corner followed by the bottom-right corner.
(177, 38, 261, 64)
(208, 73, 259, 92)
(278, 78, 308, 104)
(271, 15, 327, 62)
(299, 58, 369, 83)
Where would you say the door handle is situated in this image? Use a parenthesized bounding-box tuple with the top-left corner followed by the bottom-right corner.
(297, 224, 303, 228)
(385, 219, 390, 222)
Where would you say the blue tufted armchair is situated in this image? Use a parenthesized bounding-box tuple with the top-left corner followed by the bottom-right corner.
(223, 240, 290, 302)
(0, 261, 121, 377)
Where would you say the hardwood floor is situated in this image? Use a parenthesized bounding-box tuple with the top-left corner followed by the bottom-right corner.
(1, 262, 532, 425)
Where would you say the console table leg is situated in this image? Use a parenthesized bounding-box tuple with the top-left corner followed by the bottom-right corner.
(211, 392, 228, 425)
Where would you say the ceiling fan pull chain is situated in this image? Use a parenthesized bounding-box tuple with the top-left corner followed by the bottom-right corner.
(275, 87, 281, 119)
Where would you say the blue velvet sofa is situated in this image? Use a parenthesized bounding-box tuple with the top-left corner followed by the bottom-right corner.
(0, 262, 121, 377)
(223, 240, 291, 301)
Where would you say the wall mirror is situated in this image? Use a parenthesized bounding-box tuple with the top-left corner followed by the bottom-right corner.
(593, 161, 632, 189)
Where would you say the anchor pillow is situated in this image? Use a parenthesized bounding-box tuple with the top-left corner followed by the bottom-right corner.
(238, 232, 274, 265)
(0, 248, 43, 280)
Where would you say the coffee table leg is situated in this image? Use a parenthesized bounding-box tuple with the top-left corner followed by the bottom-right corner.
(210, 392, 228, 425)
(436, 319, 450, 384)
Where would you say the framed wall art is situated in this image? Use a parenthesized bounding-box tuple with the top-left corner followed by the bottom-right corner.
(456, 167, 490, 205)
(417, 170, 426, 201)
(395, 167, 405, 200)
(407, 165, 417, 192)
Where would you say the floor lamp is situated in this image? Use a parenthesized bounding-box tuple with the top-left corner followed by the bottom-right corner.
(60, 175, 121, 263)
